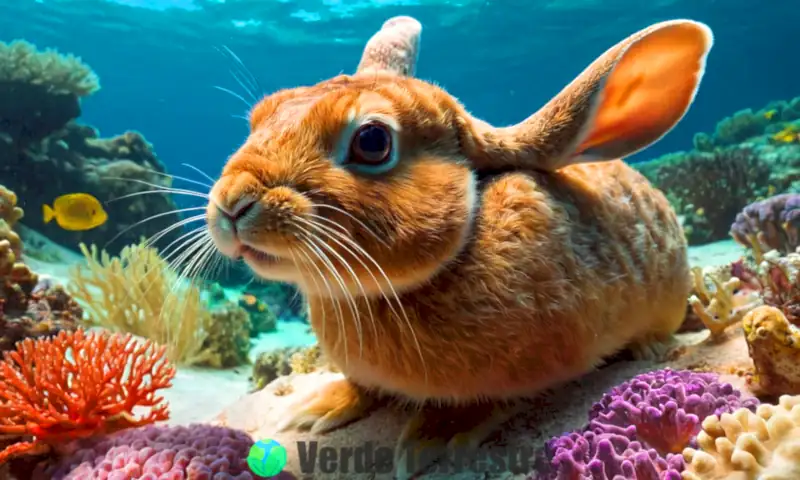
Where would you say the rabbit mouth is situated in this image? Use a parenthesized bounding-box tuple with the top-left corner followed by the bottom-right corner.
(240, 245, 288, 265)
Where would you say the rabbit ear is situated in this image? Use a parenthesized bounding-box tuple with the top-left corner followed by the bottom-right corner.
(356, 16, 422, 77)
(472, 20, 713, 172)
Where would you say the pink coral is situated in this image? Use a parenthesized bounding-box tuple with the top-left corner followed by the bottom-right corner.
(36, 424, 258, 480)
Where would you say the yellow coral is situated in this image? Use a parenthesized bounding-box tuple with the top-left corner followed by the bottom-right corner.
(66, 242, 211, 365)
(742, 306, 800, 395)
(0, 185, 23, 228)
(682, 395, 800, 479)
(688, 266, 762, 338)
(0, 40, 99, 96)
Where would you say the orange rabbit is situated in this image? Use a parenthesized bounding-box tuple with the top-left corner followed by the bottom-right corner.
(207, 15, 712, 475)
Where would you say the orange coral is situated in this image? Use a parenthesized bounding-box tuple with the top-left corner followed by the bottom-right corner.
(0, 329, 176, 464)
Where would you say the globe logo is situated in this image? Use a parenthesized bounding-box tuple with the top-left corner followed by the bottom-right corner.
(247, 438, 288, 478)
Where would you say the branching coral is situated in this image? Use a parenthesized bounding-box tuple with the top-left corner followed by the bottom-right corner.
(742, 306, 800, 395)
(67, 242, 212, 365)
(731, 193, 800, 261)
(0, 329, 176, 464)
(682, 395, 800, 479)
(688, 266, 762, 338)
(35, 424, 257, 480)
(0, 40, 99, 97)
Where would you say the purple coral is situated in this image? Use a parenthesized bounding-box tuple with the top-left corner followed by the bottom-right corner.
(542, 430, 684, 480)
(538, 369, 759, 479)
(731, 193, 800, 254)
(34, 424, 258, 480)
(588, 369, 759, 455)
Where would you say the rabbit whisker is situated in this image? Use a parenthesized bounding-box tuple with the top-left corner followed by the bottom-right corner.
(293, 217, 380, 341)
(101, 177, 211, 200)
(292, 222, 372, 356)
(294, 216, 427, 383)
(295, 238, 347, 363)
(180, 163, 217, 185)
(101, 207, 207, 251)
(310, 203, 390, 249)
(289, 248, 326, 341)
(295, 230, 362, 362)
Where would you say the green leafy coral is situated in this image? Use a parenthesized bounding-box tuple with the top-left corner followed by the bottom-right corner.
(0, 40, 99, 97)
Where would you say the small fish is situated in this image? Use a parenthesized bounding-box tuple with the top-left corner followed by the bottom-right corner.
(771, 125, 800, 144)
(241, 293, 258, 306)
(764, 110, 777, 120)
(695, 207, 705, 216)
(43, 193, 108, 231)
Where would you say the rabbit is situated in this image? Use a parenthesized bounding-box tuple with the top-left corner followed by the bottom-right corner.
(206, 15, 713, 476)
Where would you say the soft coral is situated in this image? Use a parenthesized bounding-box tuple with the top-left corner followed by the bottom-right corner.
(0, 328, 176, 464)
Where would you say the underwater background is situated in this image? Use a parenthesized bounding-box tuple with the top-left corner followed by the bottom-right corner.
(1, 0, 800, 479)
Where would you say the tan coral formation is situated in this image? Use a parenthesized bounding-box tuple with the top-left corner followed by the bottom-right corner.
(0, 39, 99, 96)
(682, 395, 800, 479)
(688, 265, 762, 338)
(742, 306, 800, 395)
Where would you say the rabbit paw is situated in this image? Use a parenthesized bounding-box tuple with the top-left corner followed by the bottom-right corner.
(276, 378, 374, 434)
(393, 402, 516, 479)
(628, 335, 677, 361)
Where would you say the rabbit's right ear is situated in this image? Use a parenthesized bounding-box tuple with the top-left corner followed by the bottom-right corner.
(355, 16, 422, 77)
(468, 20, 713, 172)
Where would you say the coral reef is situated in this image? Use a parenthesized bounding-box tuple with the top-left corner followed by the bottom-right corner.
(0, 40, 98, 144)
(634, 96, 800, 245)
(67, 241, 212, 365)
(541, 369, 760, 479)
(35, 424, 257, 480)
(246, 281, 307, 323)
(199, 304, 252, 369)
(0, 40, 182, 254)
(0, 329, 175, 464)
(251, 344, 329, 391)
(682, 394, 800, 479)
(1, 185, 79, 353)
(743, 306, 800, 396)
(731, 193, 800, 261)
(239, 292, 278, 335)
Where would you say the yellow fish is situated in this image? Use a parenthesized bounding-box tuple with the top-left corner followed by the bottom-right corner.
(764, 110, 777, 120)
(43, 193, 108, 231)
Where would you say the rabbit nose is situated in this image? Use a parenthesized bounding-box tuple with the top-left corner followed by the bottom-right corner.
(217, 197, 256, 221)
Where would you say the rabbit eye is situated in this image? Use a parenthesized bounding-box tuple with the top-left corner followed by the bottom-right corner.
(349, 122, 392, 166)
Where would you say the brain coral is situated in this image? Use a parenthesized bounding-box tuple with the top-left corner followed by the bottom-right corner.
(37, 424, 257, 480)
(682, 395, 800, 479)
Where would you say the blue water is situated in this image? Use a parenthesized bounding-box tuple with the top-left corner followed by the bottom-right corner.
(1, 0, 795, 179)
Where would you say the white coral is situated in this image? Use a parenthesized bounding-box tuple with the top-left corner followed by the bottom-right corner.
(682, 395, 800, 479)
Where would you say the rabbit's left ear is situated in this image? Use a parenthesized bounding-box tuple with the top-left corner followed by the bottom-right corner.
(355, 16, 422, 77)
(471, 20, 713, 172)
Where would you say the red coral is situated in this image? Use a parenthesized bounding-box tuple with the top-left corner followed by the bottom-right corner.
(0, 329, 176, 464)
